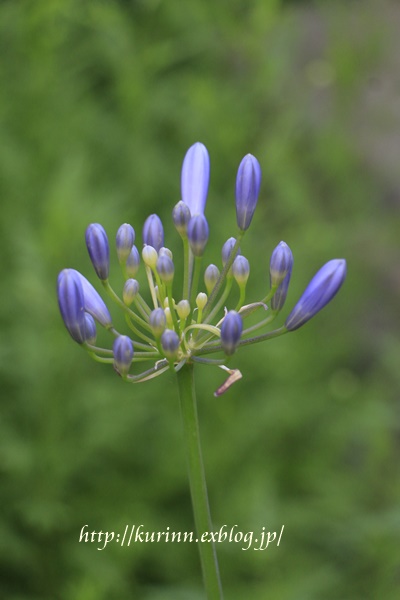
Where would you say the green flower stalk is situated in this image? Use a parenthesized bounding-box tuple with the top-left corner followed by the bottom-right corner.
(57, 142, 346, 599)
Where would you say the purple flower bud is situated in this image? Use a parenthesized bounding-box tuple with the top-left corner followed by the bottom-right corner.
(156, 254, 174, 283)
(84, 313, 97, 344)
(187, 214, 209, 257)
(142, 214, 164, 252)
(181, 142, 210, 216)
(113, 335, 134, 376)
(271, 262, 292, 312)
(57, 269, 86, 343)
(232, 255, 250, 286)
(161, 328, 180, 358)
(270, 241, 293, 287)
(73, 270, 113, 329)
(235, 154, 262, 231)
(220, 310, 243, 356)
(150, 308, 167, 337)
(125, 245, 140, 278)
(204, 264, 220, 295)
(123, 279, 139, 306)
(85, 223, 110, 280)
(116, 223, 135, 264)
(285, 259, 347, 331)
(172, 200, 191, 236)
(221, 237, 240, 267)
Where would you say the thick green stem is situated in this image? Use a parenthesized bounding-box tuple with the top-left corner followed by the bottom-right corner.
(176, 363, 223, 600)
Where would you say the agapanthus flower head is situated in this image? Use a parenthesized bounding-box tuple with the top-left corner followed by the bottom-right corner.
(57, 142, 346, 396)
(220, 311, 243, 356)
(85, 223, 110, 280)
(113, 335, 134, 376)
(181, 142, 210, 217)
(57, 269, 86, 344)
(270, 241, 293, 288)
(187, 214, 209, 257)
(235, 154, 262, 231)
(142, 214, 164, 252)
(116, 224, 135, 264)
(285, 259, 347, 331)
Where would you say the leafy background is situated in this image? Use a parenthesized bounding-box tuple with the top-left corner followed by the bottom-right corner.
(0, 0, 399, 598)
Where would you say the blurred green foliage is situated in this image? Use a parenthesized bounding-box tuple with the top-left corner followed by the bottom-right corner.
(0, 0, 399, 598)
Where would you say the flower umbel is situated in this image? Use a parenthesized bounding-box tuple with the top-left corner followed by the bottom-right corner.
(57, 143, 346, 394)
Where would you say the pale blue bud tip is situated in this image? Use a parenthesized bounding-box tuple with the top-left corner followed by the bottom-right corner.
(220, 310, 243, 356)
(161, 329, 180, 358)
(204, 264, 220, 295)
(221, 237, 240, 267)
(125, 246, 140, 278)
(232, 255, 250, 286)
(235, 154, 262, 231)
(172, 201, 191, 236)
(116, 223, 135, 264)
(57, 269, 86, 344)
(156, 255, 175, 283)
(187, 214, 209, 257)
(181, 142, 210, 217)
(285, 259, 347, 331)
(142, 214, 164, 252)
(149, 308, 167, 337)
(85, 223, 110, 280)
(113, 335, 134, 376)
(270, 241, 293, 288)
(123, 279, 139, 306)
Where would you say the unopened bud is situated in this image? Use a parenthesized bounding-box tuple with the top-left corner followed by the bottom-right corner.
(123, 279, 139, 306)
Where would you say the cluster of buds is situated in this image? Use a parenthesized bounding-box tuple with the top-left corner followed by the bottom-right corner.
(57, 143, 346, 395)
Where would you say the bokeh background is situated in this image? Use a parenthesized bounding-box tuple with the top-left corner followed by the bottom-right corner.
(1, 0, 399, 598)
